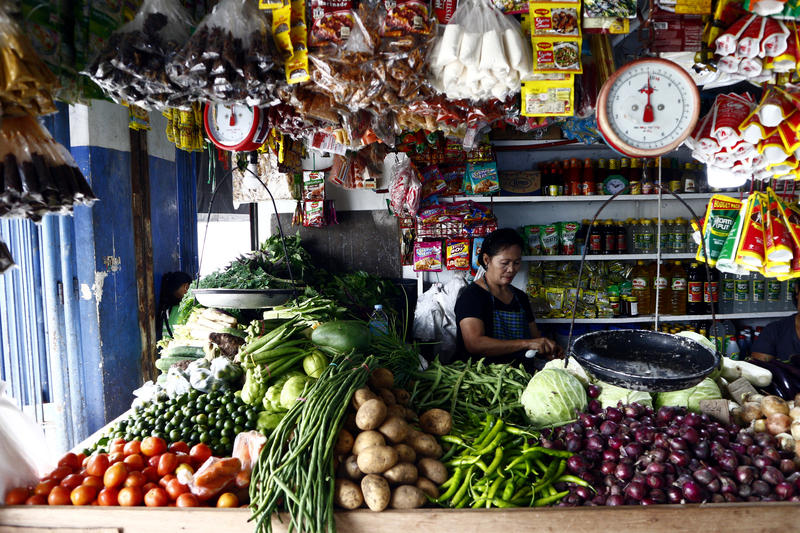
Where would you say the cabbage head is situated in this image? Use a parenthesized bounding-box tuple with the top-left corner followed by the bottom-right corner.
(280, 375, 309, 410)
(542, 358, 593, 387)
(521, 369, 587, 428)
(596, 381, 652, 409)
(655, 378, 721, 413)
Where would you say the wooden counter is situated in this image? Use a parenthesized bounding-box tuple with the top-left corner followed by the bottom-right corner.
(2, 502, 799, 533)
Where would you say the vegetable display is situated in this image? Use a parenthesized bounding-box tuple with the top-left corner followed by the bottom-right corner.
(654, 378, 722, 413)
(521, 369, 588, 429)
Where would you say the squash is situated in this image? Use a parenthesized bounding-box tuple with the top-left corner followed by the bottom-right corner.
(311, 321, 372, 352)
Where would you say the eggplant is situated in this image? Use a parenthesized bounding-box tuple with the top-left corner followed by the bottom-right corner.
(748, 359, 798, 400)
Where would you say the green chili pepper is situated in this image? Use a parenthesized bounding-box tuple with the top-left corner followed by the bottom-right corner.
(474, 431, 505, 456)
(484, 448, 503, 477)
(533, 490, 569, 507)
(486, 476, 504, 503)
(492, 498, 516, 508)
(526, 446, 573, 458)
(450, 467, 474, 507)
(501, 479, 515, 501)
(557, 474, 595, 489)
(437, 467, 463, 501)
(475, 419, 504, 450)
(440, 435, 470, 447)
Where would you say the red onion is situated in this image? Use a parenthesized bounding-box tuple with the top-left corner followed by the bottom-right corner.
(600, 420, 619, 436)
(607, 435, 624, 450)
(575, 486, 593, 500)
(666, 486, 682, 503)
(579, 470, 596, 484)
(567, 455, 588, 473)
(779, 459, 796, 475)
(736, 432, 754, 446)
(602, 449, 618, 462)
(680, 426, 700, 445)
(591, 494, 607, 505)
(754, 432, 775, 448)
(751, 480, 771, 497)
(656, 406, 677, 425)
(624, 481, 646, 501)
(586, 435, 605, 452)
(738, 484, 752, 498)
(706, 478, 721, 493)
(729, 443, 747, 455)
(606, 494, 624, 506)
(615, 463, 634, 481)
(693, 468, 716, 486)
(635, 427, 655, 445)
(623, 443, 643, 457)
(645, 462, 666, 475)
(648, 489, 666, 504)
(763, 447, 781, 464)
(605, 407, 623, 423)
(567, 422, 584, 435)
(579, 413, 599, 429)
(762, 466, 785, 486)
(718, 451, 739, 472)
(753, 455, 772, 469)
(669, 450, 690, 467)
(666, 425, 681, 438)
(587, 384, 600, 398)
(624, 404, 642, 418)
(684, 412, 702, 427)
(646, 473, 665, 489)
(649, 447, 669, 463)
(565, 436, 582, 453)
(719, 476, 737, 495)
(588, 399, 603, 414)
(692, 441, 710, 460)
(735, 466, 755, 485)
(682, 481, 705, 503)
(600, 461, 617, 475)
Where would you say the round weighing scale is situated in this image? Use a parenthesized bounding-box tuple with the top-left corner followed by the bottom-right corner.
(596, 57, 701, 158)
(204, 102, 270, 152)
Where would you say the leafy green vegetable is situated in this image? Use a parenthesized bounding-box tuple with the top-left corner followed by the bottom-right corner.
(655, 378, 722, 413)
(596, 381, 653, 409)
(521, 369, 588, 429)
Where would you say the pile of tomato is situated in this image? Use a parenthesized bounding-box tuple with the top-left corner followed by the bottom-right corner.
(3, 437, 247, 508)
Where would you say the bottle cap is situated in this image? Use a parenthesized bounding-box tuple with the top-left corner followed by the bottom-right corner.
(374, 304, 383, 310)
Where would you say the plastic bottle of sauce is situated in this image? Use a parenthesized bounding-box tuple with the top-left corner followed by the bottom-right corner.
(603, 220, 616, 254)
(704, 267, 719, 314)
(589, 221, 602, 255)
(596, 159, 608, 195)
(580, 158, 595, 196)
(567, 158, 581, 196)
(631, 260, 653, 315)
(620, 158, 631, 191)
(616, 221, 627, 254)
(687, 262, 707, 315)
(669, 260, 687, 315)
(642, 160, 655, 194)
(630, 158, 643, 195)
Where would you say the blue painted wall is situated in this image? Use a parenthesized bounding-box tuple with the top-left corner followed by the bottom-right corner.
(150, 154, 180, 304)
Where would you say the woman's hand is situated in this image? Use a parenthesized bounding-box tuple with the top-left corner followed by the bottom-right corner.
(529, 337, 559, 356)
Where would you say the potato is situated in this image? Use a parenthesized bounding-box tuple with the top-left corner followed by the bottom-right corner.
(417, 458, 448, 485)
(392, 388, 410, 406)
(356, 399, 388, 431)
(352, 388, 379, 410)
(378, 388, 397, 406)
(383, 462, 418, 485)
(404, 428, 422, 444)
(357, 445, 399, 474)
(343, 455, 364, 481)
(369, 368, 394, 390)
(335, 429, 354, 455)
(390, 485, 427, 509)
(767, 413, 792, 435)
(353, 431, 385, 456)
(762, 395, 790, 417)
(792, 420, 800, 441)
(742, 402, 763, 423)
(378, 416, 410, 444)
(387, 404, 407, 419)
(415, 477, 439, 499)
(795, 392, 800, 407)
(404, 407, 419, 422)
(361, 474, 391, 511)
(394, 443, 416, 464)
(334, 479, 364, 510)
(754, 418, 768, 433)
(419, 409, 452, 436)
(408, 433, 443, 458)
(790, 406, 800, 421)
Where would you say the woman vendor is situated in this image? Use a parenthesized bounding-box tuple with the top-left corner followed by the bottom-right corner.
(454, 228, 562, 368)
(752, 281, 800, 363)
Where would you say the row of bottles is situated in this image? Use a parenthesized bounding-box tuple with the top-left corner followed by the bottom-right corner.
(578, 218, 697, 255)
(630, 261, 797, 316)
(539, 158, 707, 196)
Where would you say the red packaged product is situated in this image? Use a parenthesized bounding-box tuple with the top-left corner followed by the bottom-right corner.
(309, 0, 356, 48)
(446, 238, 470, 270)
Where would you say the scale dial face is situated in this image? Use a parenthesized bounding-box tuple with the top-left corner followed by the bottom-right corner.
(204, 103, 263, 152)
(596, 57, 701, 158)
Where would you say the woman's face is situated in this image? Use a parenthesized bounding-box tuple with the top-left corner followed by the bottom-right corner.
(483, 245, 522, 286)
(175, 282, 190, 300)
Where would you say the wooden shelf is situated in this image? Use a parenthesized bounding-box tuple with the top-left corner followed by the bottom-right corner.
(536, 311, 795, 324)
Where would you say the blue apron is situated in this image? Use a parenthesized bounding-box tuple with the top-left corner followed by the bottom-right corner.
(490, 291, 528, 341)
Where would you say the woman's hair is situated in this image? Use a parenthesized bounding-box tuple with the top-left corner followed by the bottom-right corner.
(478, 228, 524, 268)
(159, 271, 193, 308)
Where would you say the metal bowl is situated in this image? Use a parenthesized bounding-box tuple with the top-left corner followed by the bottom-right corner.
(192, 288, 297, 309)
(570, 329, 720, 392)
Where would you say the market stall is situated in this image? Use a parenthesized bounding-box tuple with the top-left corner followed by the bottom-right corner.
(4, 0, 800, 528)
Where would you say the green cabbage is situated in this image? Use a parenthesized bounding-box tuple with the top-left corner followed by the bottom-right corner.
(655, 378, 721, 413)
(542, 358, 593, 386)
(596, 382, 653, 409)
(280, 375, 309, 410)
(521, 369, 588, 429)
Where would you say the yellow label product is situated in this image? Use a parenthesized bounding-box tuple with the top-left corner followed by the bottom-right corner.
(531, 36, 583, 73)
(521, 73, 574, 116)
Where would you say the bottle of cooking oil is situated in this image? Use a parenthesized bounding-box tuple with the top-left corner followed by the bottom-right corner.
(631, 260, 653, 315)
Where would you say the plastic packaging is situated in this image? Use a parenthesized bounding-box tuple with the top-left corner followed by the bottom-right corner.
(83, 0, 194, 110)
(186, 456, 242, 501)
(0, 381, 53, 496)
(368, 304, 390, 336)
(232, 431, 267, 473)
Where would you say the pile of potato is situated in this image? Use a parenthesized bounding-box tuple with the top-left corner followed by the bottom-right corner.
(739, 393, 800, 455)
(333, 368, 452, 512)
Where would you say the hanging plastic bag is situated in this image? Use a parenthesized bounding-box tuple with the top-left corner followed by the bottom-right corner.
(716, 204, 750, 275)
(435, 273, 468, 358)
(735, 192, 768, 269)
(167, 0, 281, 105)
(0, 381, 53, 497)
(83, 0, 194, 110)
(696, 195, 743, 267)
(413, 283, 444, 341)
(165, 366, 192, 397)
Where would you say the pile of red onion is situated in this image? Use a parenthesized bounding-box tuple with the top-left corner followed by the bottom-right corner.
(542, 386, 800, 506)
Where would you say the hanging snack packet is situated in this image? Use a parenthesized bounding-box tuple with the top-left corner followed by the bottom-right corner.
(414, 240, 444, 271)
(717, 203, 749, 275)
(441, 164, 466, 196)
(303, 171, 325, 201)
(303, 200, 326, 227)
(766, 188, 795, 263)
(421, 165, 448, 199)
(559, 221, 579, 255)
(285, 0, 311, 84)
(446, 238, 471, 270)
(540, 224, 559, 256)
(697, 195, 743, 266)
(735, 192, 768, 268)
(529, 3, 581, 38)
(400, 217, 416, 265)
(309, 0, 356, 48)
(471, 236, 485, 272)
(525, 225, 542, 255)
(466, 160, 500, 195)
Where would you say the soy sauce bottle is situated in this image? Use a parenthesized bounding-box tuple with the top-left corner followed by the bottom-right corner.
(687, 262, 707, 315)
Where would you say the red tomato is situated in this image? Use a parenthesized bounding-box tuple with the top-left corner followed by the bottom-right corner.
(175, 493, 199, 507)
(109, 438, 126, 455)
(176, 453, 191, 466)
(33, 479, 57, 496)
(216, 492, 239, 508)
(85, 454, 109, 477)
(103, 462, 128, 489)
(82, 476, 104, 490)
(59, 473, 84, 491)
(47, 486, 71, 506)
(47, 466, 72, 482)
(158, 474, 176, 489)
(108, 452, 125, 464)
(189, 443, 212, 466)
(117, 486, 143, 507)
(144, 487, 169, 507)
(142, 482, 158, 493)
(97, 487, 119, 506)
(157, 453, 178, 477)
(165, 478, 189, 501)
(25, 494, 47, 505)
(4, 487, 29, 505)
(141, 466, 159, 482)
(58, 453, 81, 470)
(123, 440, 141, 456)
(147, 455, 161, 469)
(123, 453, 145, 471)
(70, 485, 97, 506)
(141, 437, 167, 457)
(169, 441, 190, 454)
(124, 471, 146, 488)
(76, 453, 87, 466)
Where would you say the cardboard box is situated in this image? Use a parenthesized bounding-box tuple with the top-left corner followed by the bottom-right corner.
(500, 170, 541, 195)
